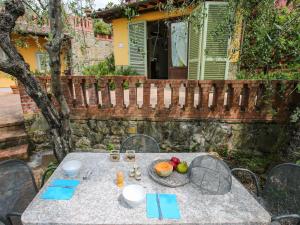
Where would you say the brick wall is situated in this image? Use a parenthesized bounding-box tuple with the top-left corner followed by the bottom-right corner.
(19, 76, 299, 123)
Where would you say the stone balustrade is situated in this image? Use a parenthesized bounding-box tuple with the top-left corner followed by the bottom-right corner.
(19, 76, 300, 123)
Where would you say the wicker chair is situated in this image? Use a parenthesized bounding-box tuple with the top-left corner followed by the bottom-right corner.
(232, 163, 300, 225)
(120, 134, 160, 153)
(0, 160, 38, 225)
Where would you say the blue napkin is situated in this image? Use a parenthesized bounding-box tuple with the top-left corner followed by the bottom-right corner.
(41, 179, 80, 200)
(146, 194, 180, 219)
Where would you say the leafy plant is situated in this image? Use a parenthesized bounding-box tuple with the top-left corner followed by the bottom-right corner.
(114, 66, 137, 75)
(82, 54, 137, 77)
(107, 143, 115, 151)
(93, 19, 112, 36)
(236, 70, 300, 80)
(82, 54, 115, 76)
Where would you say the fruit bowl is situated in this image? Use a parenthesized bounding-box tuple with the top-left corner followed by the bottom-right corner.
(154, 161, 173, 177)
(148, 159, 190, 187)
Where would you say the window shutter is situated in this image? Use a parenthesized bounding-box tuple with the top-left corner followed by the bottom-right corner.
(188, 20, 202, 80)
(128, 21, 147, 75)
(201, 2, 230, 80)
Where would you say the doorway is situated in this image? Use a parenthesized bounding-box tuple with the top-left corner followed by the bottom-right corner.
(147, 21, 169, 79)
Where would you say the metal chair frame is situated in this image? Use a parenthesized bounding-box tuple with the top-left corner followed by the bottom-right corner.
(0, 159, 38, 225)
(120, 134, 160, 153)
(232, 163, 300, 224)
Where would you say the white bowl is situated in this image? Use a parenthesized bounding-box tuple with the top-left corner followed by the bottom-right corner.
(62, 160, 82, 178)
(122, 184, 146, 208)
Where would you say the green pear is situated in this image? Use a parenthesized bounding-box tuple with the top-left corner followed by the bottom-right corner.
(176, 161, 188, 174)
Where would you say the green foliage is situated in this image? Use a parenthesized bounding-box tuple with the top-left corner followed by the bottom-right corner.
(239, 2, 300, 74)
(41, 161, 58, 186)
(107, 143, 115, 151)
(114, 66, 138, 76)
(82, 54, 137, 77)
(93, 19, 112, 36)
(123, 6, 139, 20)
(291, 107, 300, 123)
(82, 54, 115, 76)
(236, 70, 300, 80)
(296, 160, 300, 165)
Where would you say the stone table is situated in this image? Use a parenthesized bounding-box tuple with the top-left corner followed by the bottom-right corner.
(22, 153, 271, 225)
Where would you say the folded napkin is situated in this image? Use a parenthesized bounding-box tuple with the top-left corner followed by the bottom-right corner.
(146, 193, 180, 220)
(41, 179, 80, 200)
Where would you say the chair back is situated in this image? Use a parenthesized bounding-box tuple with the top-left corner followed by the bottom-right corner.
(262, 163, 300, 216)
(0, 160, 37, 219)
(120, 134, 160, 153)
(188, 155, 232, 195)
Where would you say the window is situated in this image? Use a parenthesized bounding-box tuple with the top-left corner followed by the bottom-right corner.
(0, 47, 7, 60)
(36, 53, 50, 72)
(171, 22, 188, 67)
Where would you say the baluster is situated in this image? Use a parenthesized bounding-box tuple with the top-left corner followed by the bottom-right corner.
(274, 81, 284, 113)
(231, 82, 244, 114)
(143, 81, 151, 109)
(157, 82, 165, 110)
(240, 84, 250, 112)
(73, 77, 85, 108)
(185, 81, 196, 111)
(82, 80, 89, 107)
(256, 83, 265, 111)
(208, 85, 216, 109)
(128, 78, 137, 109)
(247, 82, 260, 113)
(86, 77, 98, 107)
(199, 83, 210, 113)
(61, 77, 73, 107)
(170, 81, 180, 111)
(114, 78, 125, 109)
(280, 81, 295, 115)
(215, 82, 225, 112)
(223, 84, 232, 111)
(98, 78, 111, 108)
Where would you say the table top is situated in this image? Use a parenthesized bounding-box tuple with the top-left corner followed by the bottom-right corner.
(22, 152, 271, 225)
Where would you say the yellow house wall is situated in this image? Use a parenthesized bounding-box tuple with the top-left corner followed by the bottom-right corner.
(112, 10, 191, 66)
(0, 34, 67, 88)
(112, 9, 241, 67)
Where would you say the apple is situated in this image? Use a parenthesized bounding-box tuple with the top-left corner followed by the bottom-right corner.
(170, 157, 180, 165)
(169, 160, 177, 170)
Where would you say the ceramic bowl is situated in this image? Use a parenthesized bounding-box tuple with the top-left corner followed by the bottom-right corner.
(62, 160, 82, 178)
(122, 184, 146, 208)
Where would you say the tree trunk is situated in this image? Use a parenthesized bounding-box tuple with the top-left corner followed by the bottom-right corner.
(0, 0, 72, 162)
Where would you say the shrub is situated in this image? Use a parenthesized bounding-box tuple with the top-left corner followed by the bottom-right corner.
(82, 54, 138, 77)
(93, 19, 112, 36)
(236, 70, 300, 80)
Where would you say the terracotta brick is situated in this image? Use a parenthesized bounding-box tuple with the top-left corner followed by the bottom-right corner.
(18, 76, 299, 123)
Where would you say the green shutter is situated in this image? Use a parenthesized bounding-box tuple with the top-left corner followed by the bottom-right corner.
(188, 21, 201, 80)
(128, 21, 147, 75)
(201, 2, 229, 80)
(188, 6, 204, 80)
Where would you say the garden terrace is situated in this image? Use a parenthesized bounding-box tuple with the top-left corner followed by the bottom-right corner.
(19, 76, 299, 123)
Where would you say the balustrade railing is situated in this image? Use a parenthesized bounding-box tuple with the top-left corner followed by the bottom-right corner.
(19, 76, 300, 122)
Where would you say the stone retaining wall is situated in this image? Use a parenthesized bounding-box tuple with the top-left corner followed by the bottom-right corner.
(25, 114, 294, 173)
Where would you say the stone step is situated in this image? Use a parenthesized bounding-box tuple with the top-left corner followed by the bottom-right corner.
(0, 144, 29, 161)
(0, 128, 28, 149)
(0, 121, 25, 131)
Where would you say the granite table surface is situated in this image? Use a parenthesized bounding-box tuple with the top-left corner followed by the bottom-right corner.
(22, 152, 271, 225)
